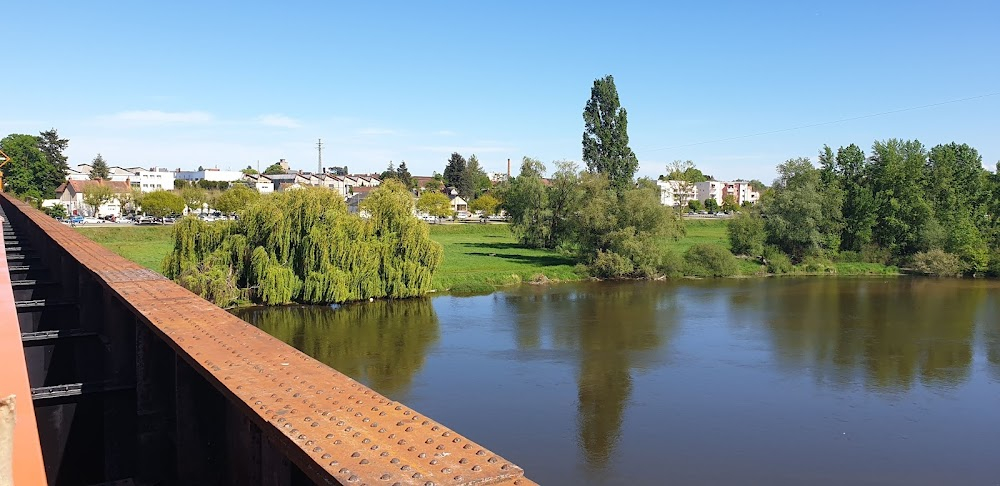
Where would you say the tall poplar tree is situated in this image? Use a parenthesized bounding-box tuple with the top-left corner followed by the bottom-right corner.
(582, 75, 638, 192)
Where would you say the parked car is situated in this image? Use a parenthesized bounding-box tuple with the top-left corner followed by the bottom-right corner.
(82, 216, 102, 224)
(69, 215, 84, 225)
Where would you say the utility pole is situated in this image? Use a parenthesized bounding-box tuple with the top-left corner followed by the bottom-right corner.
(317, 138, 323, 174)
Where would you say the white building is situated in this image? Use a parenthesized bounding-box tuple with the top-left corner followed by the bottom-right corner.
(695, 180, 761, 206)
(69, 164, 132, 183)
(66, 166, 89, 181)
(175, 168, 245, 183)
(656, 180, 698, 207)
(126, 166, 174, 192)
(659, 179, 761, 208)
(316, 174, 349, 198)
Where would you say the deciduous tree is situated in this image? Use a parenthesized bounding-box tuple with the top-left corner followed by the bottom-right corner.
(704, 198, 720, 213)
(469, 193, 500, 216)
(141, 190, 185, 217)
(0, 134, 52, 199)
(416, 191, 453, 219)
(181, 186, 208, 214)
(762, 158, 825, 260)
(214, 185, 259, 215)
(82, 184, 115, 216)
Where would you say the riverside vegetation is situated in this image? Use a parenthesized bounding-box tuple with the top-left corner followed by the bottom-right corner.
(161, 180, 443, 307)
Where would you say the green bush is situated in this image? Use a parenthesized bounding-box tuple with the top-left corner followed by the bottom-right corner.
(727, 212, 765, 256)
(860, 244, 891, 265)
(658, 249, 685, 278)
(683, 244, 739, 277)
(910, 249, 962, 276)
(798, 257, 837, 274)
(835, 250, 863, 263)
(987, 249, 1000, 277)
(589, 250, 635, 278)
(763, 246, 793, 274)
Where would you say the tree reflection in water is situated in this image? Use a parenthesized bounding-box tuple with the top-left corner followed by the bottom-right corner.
(234, 299, 439, 396)
(740, 278, 999, 391)
(506, 282, 679, 469)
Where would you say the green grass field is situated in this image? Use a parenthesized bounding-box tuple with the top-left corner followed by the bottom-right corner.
(76, 225, 175, 271)
(75, 217, 894, 292)
(75, 219, 735, 289)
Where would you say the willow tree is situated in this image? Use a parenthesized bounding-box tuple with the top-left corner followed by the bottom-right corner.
(164, 181, 443, 307)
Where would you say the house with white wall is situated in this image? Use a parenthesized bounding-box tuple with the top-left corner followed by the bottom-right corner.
(54, 179, 132, 217)
(244, 174, 274, 194)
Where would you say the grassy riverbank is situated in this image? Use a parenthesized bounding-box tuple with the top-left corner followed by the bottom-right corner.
(76, 218, 898, 293)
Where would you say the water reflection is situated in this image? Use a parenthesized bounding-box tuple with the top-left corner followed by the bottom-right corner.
(505, 283, 679, 468)
(985, 291, 1000, 382)
(741, 278, 992, 391)
(234, 300, 439, 395)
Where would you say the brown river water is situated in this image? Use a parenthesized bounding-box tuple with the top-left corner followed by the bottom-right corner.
(233, 277, 1000, 485)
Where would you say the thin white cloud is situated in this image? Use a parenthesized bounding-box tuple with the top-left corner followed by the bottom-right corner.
(255, 114, 302, 128)
(106, 110, 214, 124)
(358, 128, 397, 135)
(435, 130, 457, 136)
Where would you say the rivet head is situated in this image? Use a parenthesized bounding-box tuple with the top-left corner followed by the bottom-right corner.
(351, 452, 360, 458)
(472, 465, 482, 472)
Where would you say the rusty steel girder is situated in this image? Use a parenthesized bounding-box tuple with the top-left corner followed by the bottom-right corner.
(2, 194, 536, 486)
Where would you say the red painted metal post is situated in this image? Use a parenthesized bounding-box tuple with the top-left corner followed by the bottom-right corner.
(0, 215, 47, 485)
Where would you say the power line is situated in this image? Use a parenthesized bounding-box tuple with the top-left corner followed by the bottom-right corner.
(643, 91, 1000, 152)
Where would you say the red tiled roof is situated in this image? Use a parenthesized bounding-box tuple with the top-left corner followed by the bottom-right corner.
(352, 186, 375, 194)
(56, 179, 132, 195)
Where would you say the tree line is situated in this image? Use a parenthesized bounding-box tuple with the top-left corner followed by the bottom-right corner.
(728, 141, 1000, 276)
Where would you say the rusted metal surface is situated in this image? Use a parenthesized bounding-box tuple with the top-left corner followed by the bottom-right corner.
(0, 214, 48, 485)
(1, 193, 536, 485)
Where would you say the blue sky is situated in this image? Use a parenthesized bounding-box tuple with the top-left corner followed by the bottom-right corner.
(2, 1, 998, 183)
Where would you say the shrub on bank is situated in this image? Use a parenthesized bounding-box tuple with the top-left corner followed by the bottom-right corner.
(683, 244, 740, 277)
(590, 250, 635, 278)
(727, 212, 765, 257)
(798, 257, 837, 274)
(910, 249, 963, 276)
(763, 246, 792, 274)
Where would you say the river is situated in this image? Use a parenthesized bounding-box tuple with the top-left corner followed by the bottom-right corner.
(233, 277, 1000, 485)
